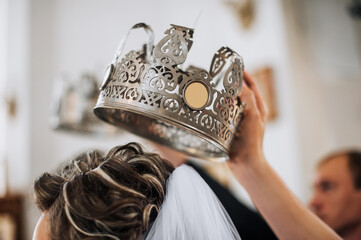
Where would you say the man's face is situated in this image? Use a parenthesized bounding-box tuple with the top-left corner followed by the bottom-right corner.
(310, 155, 361, 233)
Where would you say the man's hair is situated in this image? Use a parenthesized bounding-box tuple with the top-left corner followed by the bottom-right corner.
(33, 142, 174, 240)
(349, 151, 361, 189)
(319, 150, 361, 190)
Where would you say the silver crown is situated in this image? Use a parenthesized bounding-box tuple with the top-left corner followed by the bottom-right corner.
(94, 23, 245, 161)
(50, 73, 119, 135)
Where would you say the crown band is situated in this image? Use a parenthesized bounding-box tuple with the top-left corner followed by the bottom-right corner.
(94, 23, 245, 161)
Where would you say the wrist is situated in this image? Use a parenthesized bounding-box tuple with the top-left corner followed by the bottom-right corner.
(231, 148, 265, 166)
(228, 152, 268, 182)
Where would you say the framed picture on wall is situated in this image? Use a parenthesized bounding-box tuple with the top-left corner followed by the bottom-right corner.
(0, 214, 16, 240)
(0, 195, 23, 240)
(253, 67, 278, 121)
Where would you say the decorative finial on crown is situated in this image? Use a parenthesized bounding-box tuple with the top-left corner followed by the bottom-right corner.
(94, 23, 245, 161)
(153, 24, 194, 65)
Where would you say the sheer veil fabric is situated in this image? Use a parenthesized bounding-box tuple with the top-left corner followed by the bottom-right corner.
(143, 164, 242, 240)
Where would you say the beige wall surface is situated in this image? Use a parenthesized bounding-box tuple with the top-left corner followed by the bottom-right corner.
(2, 0, 361, 238)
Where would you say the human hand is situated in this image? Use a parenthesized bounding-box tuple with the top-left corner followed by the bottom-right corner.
(226, 73, 342, 240)
(228, 71, 268, 169)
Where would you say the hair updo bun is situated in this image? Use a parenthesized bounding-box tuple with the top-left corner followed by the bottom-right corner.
(34, 173, 66, 211)
(33, 142, 174, 240)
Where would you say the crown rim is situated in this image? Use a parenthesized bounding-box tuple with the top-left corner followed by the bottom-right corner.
(94, 103, 228, 161)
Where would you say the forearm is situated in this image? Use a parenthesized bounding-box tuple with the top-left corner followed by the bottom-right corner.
(230, 157, 341, 240)
(230, 72, 341, 239)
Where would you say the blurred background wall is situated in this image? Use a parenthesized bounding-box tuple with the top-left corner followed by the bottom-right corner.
(0, 0, 360, 238)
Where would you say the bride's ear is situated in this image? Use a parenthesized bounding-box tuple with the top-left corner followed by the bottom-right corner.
(32, 213, 49, 240)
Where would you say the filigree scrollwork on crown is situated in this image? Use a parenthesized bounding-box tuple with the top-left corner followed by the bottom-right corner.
(198, 110, 226, 138)
(178, 105, 202, 123)
(210, 47, 236, 77)
(182, 66, 214, 87)
(162, 96, 182, 116)
(233, 101, 245, 127)
(214, 95, 230, 123)
(141, 58, 181, 93)
(112, 50, 144, 84)
(210, 47, 244, 98)
(223, 57, 243, 98)
(138, 89, 164, 108)
(154, 25, 194, 65)
(199, 111, 214, 130)
(213, 91, 242, 125)
(210, 48, 243, 95)
(205, 46, 244, 126)
(101, 85, 142, 102)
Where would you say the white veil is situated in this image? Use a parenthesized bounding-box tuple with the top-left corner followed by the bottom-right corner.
(144, 164, 241, 240)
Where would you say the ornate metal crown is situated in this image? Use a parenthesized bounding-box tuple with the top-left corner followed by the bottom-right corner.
(50, 73, 118, 135)
(94, 23, 245, 161)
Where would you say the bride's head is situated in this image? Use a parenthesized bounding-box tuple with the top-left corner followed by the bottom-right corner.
(33, 142, 174, 240)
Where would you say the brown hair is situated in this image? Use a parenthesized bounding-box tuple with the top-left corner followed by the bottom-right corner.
(319, 150, 361, 190)
(33, 142, 174, 240)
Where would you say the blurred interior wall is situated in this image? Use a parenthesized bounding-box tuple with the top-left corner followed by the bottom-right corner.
(6, 1, 301, 238)
(283, 0, 361, 200)
(2, 0, 361, 238)
(4, 0, 31, 194)
(0, 0, 8, 196)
